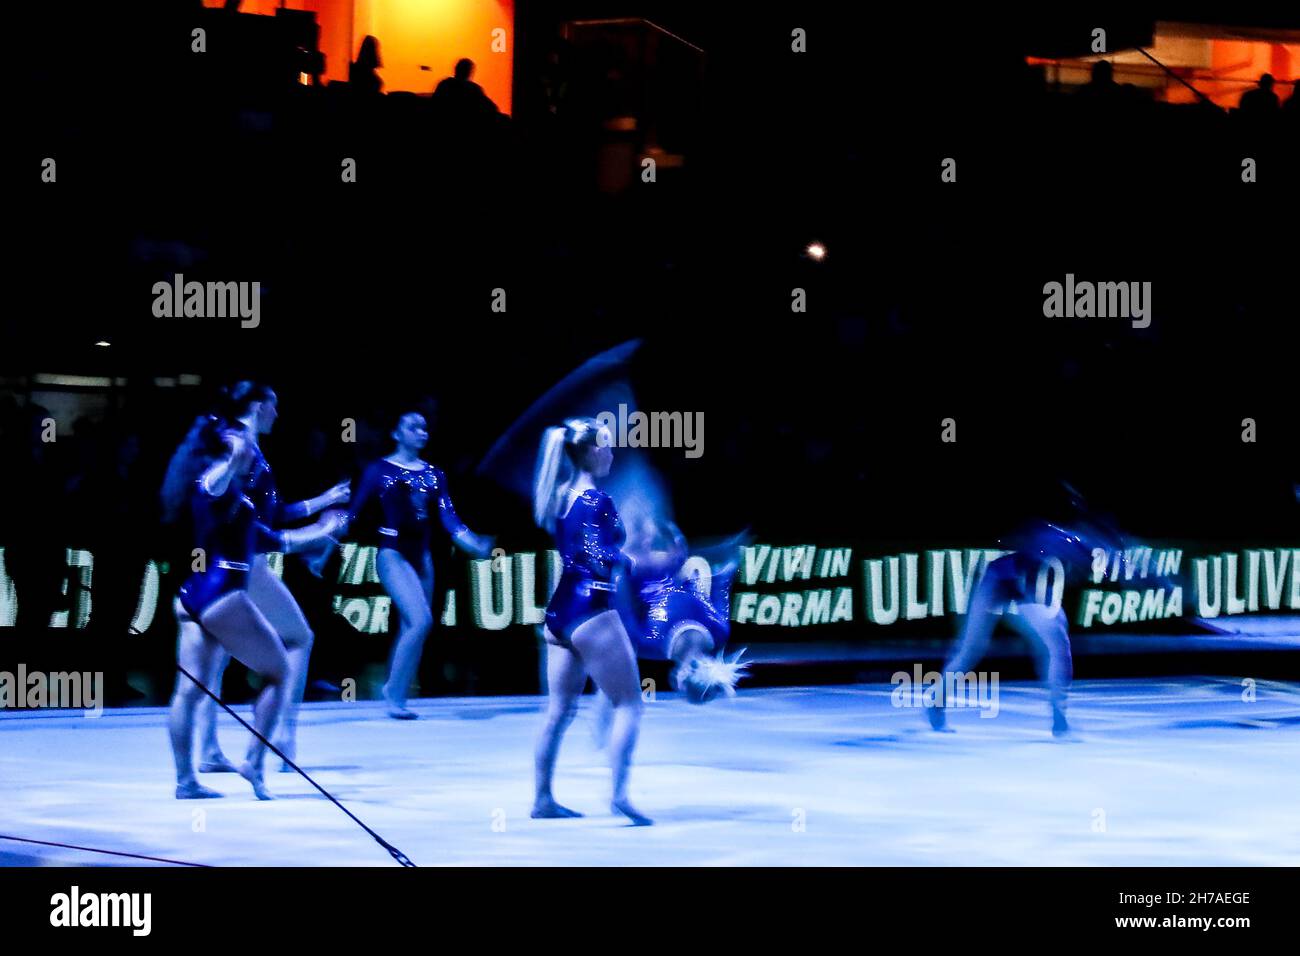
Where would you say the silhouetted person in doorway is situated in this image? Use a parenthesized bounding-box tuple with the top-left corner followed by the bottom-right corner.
(432, 58, 499, 121)
(1239, 74, 1279, 116)
(350, 35, 383, 97)
(1076, 60, 1122, 106)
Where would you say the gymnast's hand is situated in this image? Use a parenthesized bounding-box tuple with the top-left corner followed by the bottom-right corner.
(319, 509, 349, 537)
(222, 429, 254, 473)
(457, 529, 495, 560)
(324, 481, 351, 507)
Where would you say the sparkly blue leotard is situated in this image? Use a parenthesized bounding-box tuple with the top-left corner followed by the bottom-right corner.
(244, 440, 316, 531)
(178, 478, 283, 618)
(545, 488, 625, 644)
(619, 566, 734, 661)
(245, 445, 278, 528)
(985, 519, 1098, 603)
(349, 459, 469, 567)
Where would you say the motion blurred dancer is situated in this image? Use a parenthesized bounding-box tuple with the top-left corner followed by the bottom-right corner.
(928, 501, 1117, 737)
(580, 513, 747, 749)
(618, 510, 746, 704)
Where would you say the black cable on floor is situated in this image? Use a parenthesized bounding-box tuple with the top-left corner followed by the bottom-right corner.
(176, 663, 416, 867)
(0, 833, 209, 867)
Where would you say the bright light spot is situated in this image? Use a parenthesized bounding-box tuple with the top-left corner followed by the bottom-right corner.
(94, 341, 111, 348)
(806, 242, 827, 261)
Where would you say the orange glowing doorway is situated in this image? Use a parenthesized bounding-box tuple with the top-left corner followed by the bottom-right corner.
(354, 0, 513, 112)
(203, 0, 514, 113)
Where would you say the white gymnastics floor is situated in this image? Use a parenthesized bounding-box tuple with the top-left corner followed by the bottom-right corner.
(2, 678, 1298, 866)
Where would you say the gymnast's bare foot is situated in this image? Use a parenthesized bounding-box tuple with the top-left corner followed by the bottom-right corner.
(612, 799, 653, 827)
(382, 684, 418, 720)
(198, 753, 238, 773)
(531, 796, 584, 818)
(238, 762, 273, 800)
(176, 780, 224, 799)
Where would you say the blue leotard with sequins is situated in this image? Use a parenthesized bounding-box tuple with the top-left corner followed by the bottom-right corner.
(544, 488, 625, 644)
(179, 478, 282, 618)
(349, 459, 469, 567)
(619, 565, 733, 661)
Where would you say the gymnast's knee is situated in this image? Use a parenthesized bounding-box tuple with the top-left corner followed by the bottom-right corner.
(260, 649, 291, 686)
(172, 678, 204, 708)
(283, 623, 315, 651)
(547, 695, 580, 726)
(407, 612, 434, 641)
(608, 689, 644, 713)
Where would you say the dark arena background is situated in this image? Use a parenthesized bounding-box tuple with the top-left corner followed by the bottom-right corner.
(1, 0, 1298, 935)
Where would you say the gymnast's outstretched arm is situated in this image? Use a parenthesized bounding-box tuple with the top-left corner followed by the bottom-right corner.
(434, 466, 494, 558)
(277, 480, 351, 523)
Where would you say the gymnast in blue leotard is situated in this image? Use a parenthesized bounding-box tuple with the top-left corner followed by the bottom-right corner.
(928, 489, 1124, 737)
(192, 383, 352, 775)
(178, 471, 283, 618)
(616, 511, 745, 704)
(543, 481, 626, 646)
(531, 417, 659, 825)
(346, 410, 493, 718)
(162, 407, 343, 800)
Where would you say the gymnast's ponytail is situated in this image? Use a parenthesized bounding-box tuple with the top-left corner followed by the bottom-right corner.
(160, 381, 269, 525)
(160, 414, 224, 524)
(533, 417, 606, 532)
(533, 426, 568, 532)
